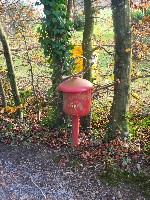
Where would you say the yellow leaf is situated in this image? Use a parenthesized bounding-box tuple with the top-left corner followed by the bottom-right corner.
(0, 108, 5, 114)
(139, 20, 143, 25)
(137, 53, 142, 59)
(143, 44, 148, 51)
(125, 48, 131, 53)
(109, 74, 114, 80)
(136, 71, 141, 76)
(131, 92, 139, 100)
(28, 11, 33, 16)
(71, 45, 83, 72)
(17, 104, 23, 109)
(5, 106, 11, 112)
(15, 33, 21, 38)
(10, 107, 17, 113)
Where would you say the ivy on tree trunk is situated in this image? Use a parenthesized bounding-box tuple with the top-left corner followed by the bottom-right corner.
(107, 0, 132, 138)
(39, 0, 73, 128)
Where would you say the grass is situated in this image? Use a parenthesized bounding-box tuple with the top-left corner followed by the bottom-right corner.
(94, 8, 114, 40)
(99, 167, 150, 198)
(72, 8, 114, 73)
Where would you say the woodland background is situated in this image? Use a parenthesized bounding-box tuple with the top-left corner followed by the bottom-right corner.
(0, 0, 150, 197)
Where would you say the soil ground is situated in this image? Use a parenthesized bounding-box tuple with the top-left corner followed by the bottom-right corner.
(0, 142, 149, 200)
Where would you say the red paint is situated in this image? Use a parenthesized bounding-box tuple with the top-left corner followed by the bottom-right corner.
(57, 77, 93, 147)
(63, 91, 91, 117)
(72, 116, 79, 146)
(57, 77, 93, 93)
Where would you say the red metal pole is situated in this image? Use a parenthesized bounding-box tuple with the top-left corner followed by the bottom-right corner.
(72, 116, 79, 147)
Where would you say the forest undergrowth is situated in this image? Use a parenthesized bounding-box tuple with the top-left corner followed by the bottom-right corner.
(0, 75, 150, 198)
(0, 3, 150, 198)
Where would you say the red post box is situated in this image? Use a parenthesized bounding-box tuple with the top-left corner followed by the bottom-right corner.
(57, 77, 93, 147)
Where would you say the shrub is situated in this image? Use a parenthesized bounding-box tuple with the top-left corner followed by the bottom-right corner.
(146, 6, 150, 16)
(74, 12, 85, 31)
(131, 10, 144, 22)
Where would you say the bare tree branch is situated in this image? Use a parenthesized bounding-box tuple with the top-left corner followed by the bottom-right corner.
(93, 74, 150, 94)
(91, 44, 114, 55)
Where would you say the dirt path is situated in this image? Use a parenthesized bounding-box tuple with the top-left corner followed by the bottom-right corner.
(0, 143, 147, 200)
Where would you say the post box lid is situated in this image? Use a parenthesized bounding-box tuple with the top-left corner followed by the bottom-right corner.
(57, 77, 93, 92)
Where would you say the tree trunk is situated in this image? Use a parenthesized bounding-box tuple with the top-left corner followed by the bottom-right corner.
(51, 59, 68, 128)
(0, 78, 7, 107)
(80, 0, 94, 131)
(67, 0, 74, 22)
(107, 0, 132, 138)
(0, 23, 21, 115)
(42, 2, 72, 129)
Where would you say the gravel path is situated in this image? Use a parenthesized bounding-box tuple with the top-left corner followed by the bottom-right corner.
(0, 143, 147, 200)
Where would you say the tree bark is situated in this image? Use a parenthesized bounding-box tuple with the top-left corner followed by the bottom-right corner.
(80, 0, 94, 131)
(67, 0, 74, 22)
(107, 0, 132, 138)
(0, 23, 21, 115)
(0, 78, 7, 107)
(51, 60, 68, 128)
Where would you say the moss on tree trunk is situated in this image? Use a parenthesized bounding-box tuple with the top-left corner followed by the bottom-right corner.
(81, 0, 94, 131)
(107, 0, 132, 138)
(51, 59, 68, 128)
(67, 0, 74, 21)
(0, 78, 7, 107)
(0, 23, 20, 115)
